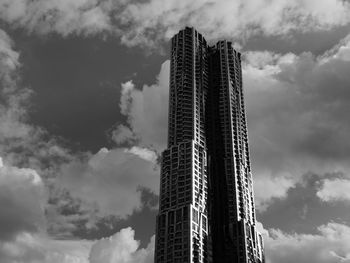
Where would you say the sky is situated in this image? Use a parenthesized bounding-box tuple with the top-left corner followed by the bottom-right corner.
(0, 0, 349, 262)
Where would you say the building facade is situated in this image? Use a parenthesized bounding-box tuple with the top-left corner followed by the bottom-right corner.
(154, 27, 264, 263)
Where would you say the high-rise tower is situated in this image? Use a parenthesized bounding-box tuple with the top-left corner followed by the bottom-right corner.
(154, 27, 264, 263)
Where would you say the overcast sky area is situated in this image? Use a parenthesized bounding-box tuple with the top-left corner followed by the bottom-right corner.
(0, 0, 350, 262)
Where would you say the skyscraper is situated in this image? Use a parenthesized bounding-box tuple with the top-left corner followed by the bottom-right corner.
(154, 27, 264, 263)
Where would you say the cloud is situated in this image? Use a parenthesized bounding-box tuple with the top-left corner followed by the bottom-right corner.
(111, 124, 137, 145)
(0, 158, 45, 241)
(317, 178, 350, 203)
(113, 33, 350, 212)
(0, 28, 19, 84)
(1, 0, 350, 48)
(0, 27, 74, 172)
(0, 27, 96, 262)
(0, 26, 158, 240)
(0, 232, 92, 263)
(117, 0, 350, 47)
(58, 147, 159, 219)
(89, 227, 154, 263)
(264, 222, 350, 263)
(0, 227, 154, 263)
(0, 26, 87, 241)
(0, 152, 150, 263)
(113, 61, 170, 152)
(254, 175, 295, 212)
(0, 0, 112, 37)
(0, 158, 92, 263)
(243, 34, 350, 210)
(0, 28, 32, 143)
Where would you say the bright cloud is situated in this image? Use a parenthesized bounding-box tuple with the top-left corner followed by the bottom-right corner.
(89, 227, 154, 263)
(317, 178, 350, 203)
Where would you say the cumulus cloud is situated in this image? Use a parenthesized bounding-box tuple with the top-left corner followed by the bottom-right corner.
(89, 227, 154, 263)
(264, 222, 350, 263)
(113, 61, 169, 152)
(317, 178, 350, 203)
(58, 147, 159, 219)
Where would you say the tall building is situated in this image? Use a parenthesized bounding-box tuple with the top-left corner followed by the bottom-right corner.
(154, 27, 264, 263)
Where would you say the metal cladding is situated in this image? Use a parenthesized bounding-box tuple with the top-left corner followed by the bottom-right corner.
(154, 27, 264, 263)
